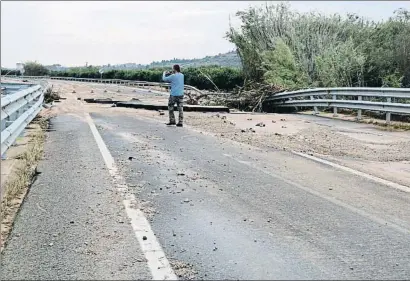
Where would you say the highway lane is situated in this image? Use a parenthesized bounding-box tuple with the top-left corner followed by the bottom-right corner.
(1, 109, 409, 280)
(92, 112, 410, 280)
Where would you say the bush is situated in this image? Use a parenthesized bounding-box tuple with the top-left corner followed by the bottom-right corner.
(49, 66, 243, 92)
(23, 61, 49, 76)
(227, 3, 410, 89)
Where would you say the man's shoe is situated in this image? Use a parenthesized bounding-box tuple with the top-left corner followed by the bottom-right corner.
(176, 123, 183, 127)
(166, 122, 176, 126)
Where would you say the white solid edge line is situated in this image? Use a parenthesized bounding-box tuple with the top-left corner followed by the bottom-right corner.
(292, 151, 410, 193)
(222, 154, 410, 236)
(85, 113, 177, 281)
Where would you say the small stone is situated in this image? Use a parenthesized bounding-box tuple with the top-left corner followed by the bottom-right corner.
(213, 247, 218, 251)
(274, 132, 282, 136)
(70, 221, 75, 224)
(329, 187, 333, 190)
(280, 118, 286, 121)
(49, 242, 54, 246)
(159, 112, 165, 116)
(281, 126, 287, 128)
(177, 172, 185, 176)
(184, 198, 190, 203)
(143, 236, 147, 241)
(272, 120, 276, 123)
(128, 156, 134, 161)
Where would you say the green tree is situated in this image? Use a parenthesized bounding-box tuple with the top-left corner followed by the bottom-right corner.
(23, 61, 49, 76)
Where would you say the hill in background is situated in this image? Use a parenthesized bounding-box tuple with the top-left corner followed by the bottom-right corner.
(147, 50, 241, 69)
(44, 50, 242, 71)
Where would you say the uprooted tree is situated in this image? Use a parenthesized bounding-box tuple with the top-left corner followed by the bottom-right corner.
(226, 2, 410, 111)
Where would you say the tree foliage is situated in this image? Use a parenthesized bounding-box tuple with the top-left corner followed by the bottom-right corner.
(49, 66, 243, 92)
(227, 3, 410, 90)
(23, 61, 50, 76)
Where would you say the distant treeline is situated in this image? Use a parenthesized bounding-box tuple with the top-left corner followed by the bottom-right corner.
(50, 66, 244, 92)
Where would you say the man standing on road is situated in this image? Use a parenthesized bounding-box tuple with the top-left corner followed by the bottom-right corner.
(162, 64, 184, 127)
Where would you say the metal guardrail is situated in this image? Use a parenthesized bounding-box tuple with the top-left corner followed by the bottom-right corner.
(1, 82, 49, 156)
(5, 75, 206, 96)
(267, 87, 410, 123)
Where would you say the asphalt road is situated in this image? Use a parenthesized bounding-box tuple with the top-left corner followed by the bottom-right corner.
(1, 111, 410, 280)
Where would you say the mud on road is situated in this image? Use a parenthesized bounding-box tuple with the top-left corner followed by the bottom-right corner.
(51, 81, 410, 187)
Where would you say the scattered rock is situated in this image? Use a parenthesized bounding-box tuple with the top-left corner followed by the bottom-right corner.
(256, 122, 265, 127)
(250, 129, 256, 133)
(70, 221, 75, 224)
(247, 118, 252, 121)
(49, 242, 54, 246)
(329, 187, 333, 191)
(91, 90, 94, 93)
(77, 97, 81, 100)
(213, 247, 218, 251)
(221, 116, 227, 120)
(241, 129, 246, 133)
(111, 104, 117, 107)
(274, 133, 282, 136)
(159, 112, 165, 116)
(280, 118, 286, 121)
(128, 156, 134, 161)
(177, 172, 185, 176)
(272, 120, 276, 123)
(143, 236, 147, 241)
(72, 90, 76, 93)
(183, 198, 190, 203)
(281, 126, 287, 128)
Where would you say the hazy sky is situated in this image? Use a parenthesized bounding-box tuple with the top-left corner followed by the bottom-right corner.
(1, 1, 408, 68)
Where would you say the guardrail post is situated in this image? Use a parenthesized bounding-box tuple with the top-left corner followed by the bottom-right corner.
(333, 94, 338, 116)
(310, 96, 318, 114)
(386, 97, 391, 124)
(357, 96, 362, 120)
